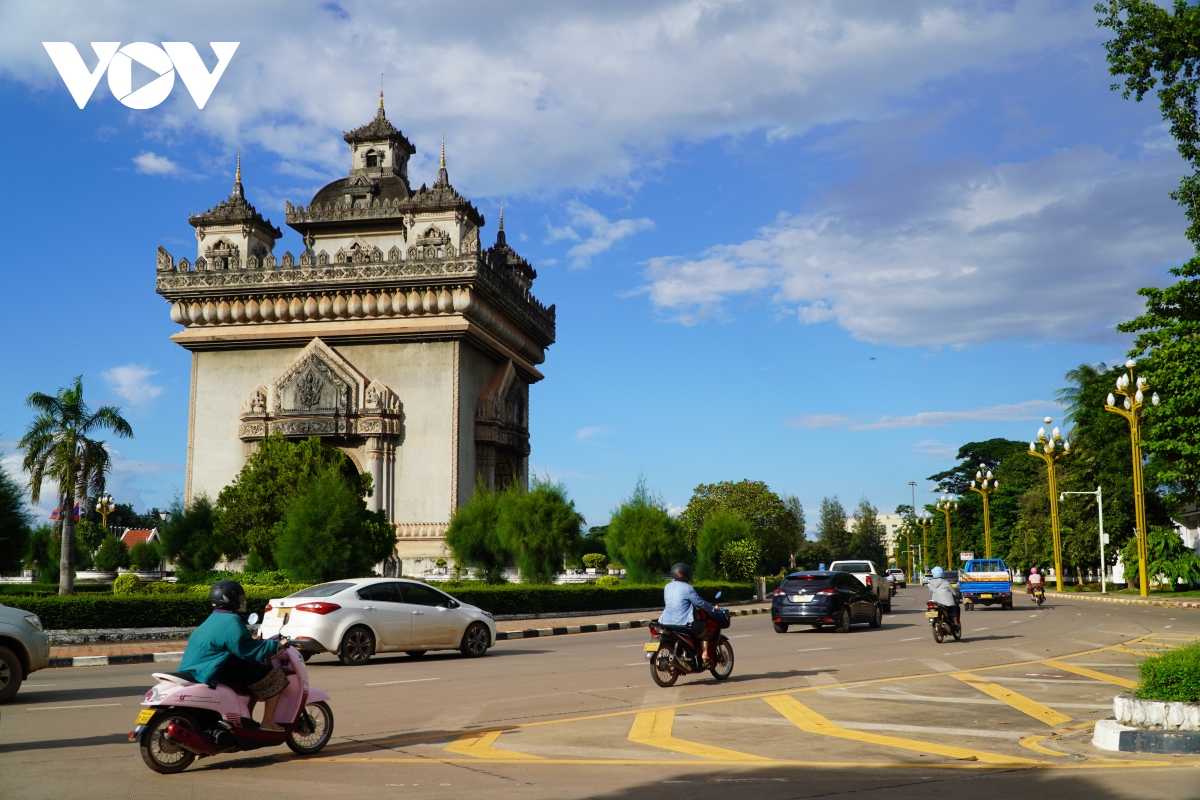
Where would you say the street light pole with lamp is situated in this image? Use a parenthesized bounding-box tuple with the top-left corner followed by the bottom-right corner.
(935, 495, 958, 569)
(1027, 416, 1070, 591)
(95, 492, 115, 531)
(913, 510, 935, 575)
(1059, 487, 1106, 594)
(1103, 359, 1157, 598)
(968, 465, 998, 558)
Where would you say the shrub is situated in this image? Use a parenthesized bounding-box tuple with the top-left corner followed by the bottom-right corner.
(129, 541, 161, 571)
(158, 495, 222, 577)
(719, 539, 760, 582)
(593, 575, 620, 587)
(112, 573, 143, 595)
(696, 512, 753, 580)
(445, 480, 510, 583)
(582, 553, 607, 570)
(606, 477, 688, 583)
(1135, 641, 1200, 702)
(498, 478, 584, 584)
(93, 535, 130, 572)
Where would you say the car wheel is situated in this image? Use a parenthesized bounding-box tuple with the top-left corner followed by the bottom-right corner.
(869, 603, 883, 629)
(772, 622, 789, 633)
(460, 623, 490, 658)
(834, 607, 851, 633)
(0, 645, 24, 704)
(405, 650, 429, 658)
(883, 595, 893, 613)
(338, 626, 375, 666)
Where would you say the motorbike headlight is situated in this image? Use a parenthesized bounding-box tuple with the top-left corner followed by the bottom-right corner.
(23, 615, 43, 632)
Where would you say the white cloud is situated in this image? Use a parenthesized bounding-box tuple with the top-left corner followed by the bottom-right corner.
(0, 2, 1098, 195)
(784, 400, 1055, 431)
(103, 364, 164, 406)
(644, 146, 1190, 345)
(911, 440, 959, 460)
(132, 151, 181, 176)
(548, 202, 654, 267)
(575, 425, 610, 442)
(666, 502, 685, 518)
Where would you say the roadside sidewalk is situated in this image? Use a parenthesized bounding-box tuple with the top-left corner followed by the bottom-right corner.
(1045, 590, 1200, 609)
(46, 601, 776, 668)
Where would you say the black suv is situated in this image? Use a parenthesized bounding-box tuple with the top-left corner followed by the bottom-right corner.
(770, 570, 883, 633)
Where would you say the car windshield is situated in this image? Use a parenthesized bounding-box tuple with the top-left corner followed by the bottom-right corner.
(832, 563, 871, 573)
(966, 560, 1005, 572)
(286, 582, 354, 598)
(781, 575, 832, 591)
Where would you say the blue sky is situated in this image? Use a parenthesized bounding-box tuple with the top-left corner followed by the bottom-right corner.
(0, 1, 1188, 530)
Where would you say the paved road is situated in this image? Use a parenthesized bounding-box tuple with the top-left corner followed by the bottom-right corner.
(2, 591, 1198, 799)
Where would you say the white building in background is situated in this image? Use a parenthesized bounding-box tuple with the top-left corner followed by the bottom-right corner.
(877, 514, 906, 564)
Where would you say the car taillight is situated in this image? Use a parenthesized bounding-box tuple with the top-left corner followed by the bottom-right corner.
(773, 589, 785, 596)
(295, 602, 341, 615)
(865, 576, 872, 587)
(264, 603, 273, 613)
(816, 589, 836, 595)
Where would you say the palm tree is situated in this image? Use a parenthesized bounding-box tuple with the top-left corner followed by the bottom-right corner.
(19, 377, 132, 595)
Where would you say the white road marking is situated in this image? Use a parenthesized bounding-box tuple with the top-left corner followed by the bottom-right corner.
(899, 637, 923, 641)
(920, 658, 959, 673)
(364, 677, 441, 686)
(730, 634, 753, 638)
(1164, 625, 1174, 629)
(26, 703, 121, 711)
(973, 628, 990, 631)
(21, 683, 56, 687)
(616, 644, 644, 648)
(797, 647, 831, 652)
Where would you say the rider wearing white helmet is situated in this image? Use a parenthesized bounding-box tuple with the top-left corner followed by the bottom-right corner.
(927, 566, 962, 627)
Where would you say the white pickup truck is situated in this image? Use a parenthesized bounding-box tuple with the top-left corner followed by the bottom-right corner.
(828, 560, 892, 613)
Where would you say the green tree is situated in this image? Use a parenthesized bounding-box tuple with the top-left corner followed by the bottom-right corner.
(849, 498, 886, 564)
(129, 540, 161, 571)
(93, 534, 130, 571)
(679, 480, 801, 573)
(794, 540, 834, 571)
(695, 511, 753, 580)
(274, 465, 394, 583)
(1121, 525, 1200, 591)
(216, 434, 371, 567)
(606, 477, 688, 583)
(19, 376, 133, 594)
(158, 496, 223, 579)
(0, 456, 32, 576)
(445, 481, 510, 583)
(73, 520, 108, 559)
(1099, 1, 1200, 503)
(928, 439, 1036, 561)
(497, 478, 584, 584)
(719, 539, 759, 583)
(816, 496, 851, 559)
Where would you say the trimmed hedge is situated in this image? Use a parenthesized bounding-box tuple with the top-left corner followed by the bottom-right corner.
(3, 581, 756, 630)
(1136, 641, 1200, 702)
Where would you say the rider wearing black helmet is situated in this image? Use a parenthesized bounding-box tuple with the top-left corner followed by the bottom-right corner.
(177, 580, 291, 732)
(658, 562, 717, 666)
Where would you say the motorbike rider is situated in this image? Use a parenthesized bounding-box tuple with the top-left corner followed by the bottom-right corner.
(658, 563, 718, 667)
(1027, 567, 1045, 595)
(178, 580, 291, 732)
(926, 566, 962, 630)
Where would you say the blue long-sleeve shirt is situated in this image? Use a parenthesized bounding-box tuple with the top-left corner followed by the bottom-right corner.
(659, 580, 716, 626)
(179, 610, 279, 687)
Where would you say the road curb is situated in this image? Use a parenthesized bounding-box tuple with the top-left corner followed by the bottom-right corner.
(1044, 591, 1200, 609)
(45, 608, 772, 666)
(494, 607, 769, 640)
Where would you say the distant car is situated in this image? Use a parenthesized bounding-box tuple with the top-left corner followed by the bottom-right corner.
(885, 568, 907, 589)
(258, 578, 497, 665)
(922, 570, 959, 586)
(0, 603, 50, 703)
(828, 560, 892, 612)
(771, 571, 883, 633)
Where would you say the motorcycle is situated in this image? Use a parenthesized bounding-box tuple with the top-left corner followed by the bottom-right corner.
(130, 612, 334, 773)
(645, 592, 734, 687)
(1032, 585, 1045, 606)
(926, 601, 961, 644)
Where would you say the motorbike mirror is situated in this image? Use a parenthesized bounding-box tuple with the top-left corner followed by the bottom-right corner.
(247, 612, 259, 626)
(282, 612, 290, 627)
(715, 591, 722, 599)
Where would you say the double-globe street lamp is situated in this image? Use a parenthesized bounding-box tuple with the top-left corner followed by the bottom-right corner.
(935, 495, 958, 569)
(1103, 359, 1159, 598)
(1027, 416, 1070, 591)
(913, 510, 935, 576)
(968, 465, 999, 559)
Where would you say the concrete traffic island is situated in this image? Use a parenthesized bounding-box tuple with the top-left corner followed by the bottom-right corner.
(1094, 692, 1200, 753)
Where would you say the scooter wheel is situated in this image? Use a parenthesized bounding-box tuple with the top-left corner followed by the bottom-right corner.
(140, 709, 199, 774)
(650, 649, 678, 687)
(709, 640, 734, 681)
(953, 625, 962, 642)
(932, 624, 945, 644)
(287, 701, 334, 755)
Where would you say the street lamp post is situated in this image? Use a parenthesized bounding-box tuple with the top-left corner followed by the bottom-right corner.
(935, 495, 958, 569)
(914, 510, 934, 576)
(1103, 360, 1158, 598)
(1060, 487, 1106, 594)
(95, 492, 115, 530)
(1027, 416, 1070, 591)
(968, 465, 999, 559)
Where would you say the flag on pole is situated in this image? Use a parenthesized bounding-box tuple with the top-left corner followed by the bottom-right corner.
(48, 502, 80, 521)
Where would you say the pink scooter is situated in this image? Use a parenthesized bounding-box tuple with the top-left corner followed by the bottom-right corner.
(130, 612, 334, 773)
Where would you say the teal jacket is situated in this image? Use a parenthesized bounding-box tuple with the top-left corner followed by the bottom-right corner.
(179, 611, 279, 687)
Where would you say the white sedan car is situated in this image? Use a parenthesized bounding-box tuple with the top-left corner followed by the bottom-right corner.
(258, 578, 496, 665)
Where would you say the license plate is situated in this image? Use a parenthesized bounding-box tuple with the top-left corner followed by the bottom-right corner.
(277, 608, 289, 618)
(791, 595, 811, 603)
(135, 709, 154, 724)
(643, 643, 660, 652)
(980, 594, 993, 599)
(925, 611, 939, 618)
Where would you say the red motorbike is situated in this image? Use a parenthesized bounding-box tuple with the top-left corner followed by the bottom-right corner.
(644, 595, 734, 687)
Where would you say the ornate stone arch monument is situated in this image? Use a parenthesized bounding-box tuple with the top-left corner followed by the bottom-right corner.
(155, 96, 555, 575)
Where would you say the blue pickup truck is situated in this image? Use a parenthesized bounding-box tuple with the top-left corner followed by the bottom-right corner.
(959, 558, 1013, 610)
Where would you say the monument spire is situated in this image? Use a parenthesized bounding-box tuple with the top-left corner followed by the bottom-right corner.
(232, 149, 243, 198)
(435, 133, 449, 187)
(496, 199, 506, 247)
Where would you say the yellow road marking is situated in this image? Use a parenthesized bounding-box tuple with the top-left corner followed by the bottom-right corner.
(763, 695, 1040, 765)
(627, 709, 769, 761)
(443, 730, 543, 760)
(1119, 648, 1170, 656)
(308, 756, 1200, 769)
(952, 672, 1072, 726)
(1019, 735, 1068, 757)
(1043, 660, 1137, 689)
